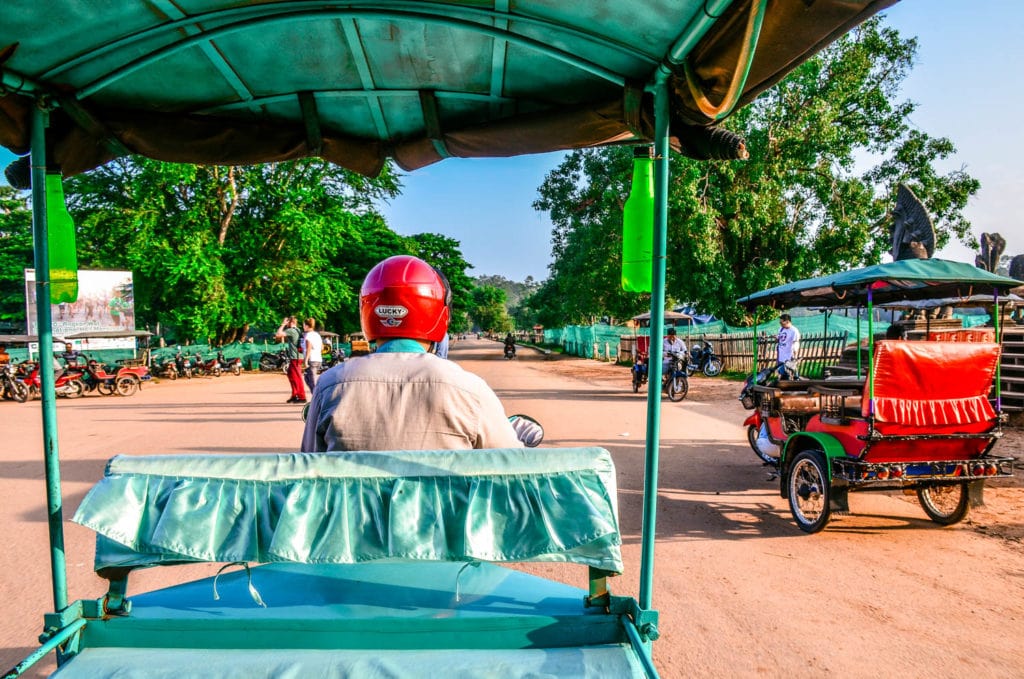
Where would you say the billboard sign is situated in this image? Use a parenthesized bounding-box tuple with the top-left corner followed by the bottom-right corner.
(25, 269, 135, 338)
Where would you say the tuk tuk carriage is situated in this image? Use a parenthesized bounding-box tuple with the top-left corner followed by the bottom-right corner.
(736, 259, 1022, 533)
(1, 0, 901, 675)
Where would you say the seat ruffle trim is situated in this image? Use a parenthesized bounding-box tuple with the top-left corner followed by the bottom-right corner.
(74, 464, 623, 574)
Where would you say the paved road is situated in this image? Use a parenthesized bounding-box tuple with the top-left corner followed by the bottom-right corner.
(2, 338, 1022, 677)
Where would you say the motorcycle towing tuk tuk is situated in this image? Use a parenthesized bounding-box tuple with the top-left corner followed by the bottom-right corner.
(1, 1, 901, 675)
(736, 259, 1022, 533)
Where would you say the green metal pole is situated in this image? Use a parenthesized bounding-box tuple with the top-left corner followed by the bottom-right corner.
(994, 288, 1002, 413)
(639, 73, 670, 614)
(867, 291, 875, 415)
(30, 102, 69, 612)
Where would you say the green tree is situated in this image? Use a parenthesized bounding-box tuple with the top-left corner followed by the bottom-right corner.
(531, 18, 978, 325)
(408, 232, 476, 332)
(469, 285, 512, 333)
(65, 157, 400, 343)
(0, 185, 32, 329)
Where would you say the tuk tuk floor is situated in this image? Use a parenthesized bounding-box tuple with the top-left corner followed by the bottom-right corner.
(4, 339, 1023, 678)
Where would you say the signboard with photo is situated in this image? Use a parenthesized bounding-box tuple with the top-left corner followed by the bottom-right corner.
(25, 269, 135, 344)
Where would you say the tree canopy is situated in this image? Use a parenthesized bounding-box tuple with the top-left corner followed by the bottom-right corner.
(529, 19, 979, 326)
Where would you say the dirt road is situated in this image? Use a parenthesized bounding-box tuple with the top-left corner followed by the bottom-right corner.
(2, 338, 1022, 677)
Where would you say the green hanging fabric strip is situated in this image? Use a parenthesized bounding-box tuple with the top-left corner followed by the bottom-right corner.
(45, 173, 78, 303)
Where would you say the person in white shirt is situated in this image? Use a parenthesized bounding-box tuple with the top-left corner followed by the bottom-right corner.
(302, 318, 324, 393)
(662, 326, 688, 377)
(776, 313, 801, 379)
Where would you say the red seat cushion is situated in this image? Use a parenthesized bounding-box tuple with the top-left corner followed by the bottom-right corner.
(864, 340, 999, 428)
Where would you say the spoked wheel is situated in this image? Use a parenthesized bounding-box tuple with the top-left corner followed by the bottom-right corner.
(97, 381, 115, 396)
(665, 374, 688, 402)
(703, 358, 723, 377)
(917, 484, 970, 525)
(788, 450, 831, 533)
(116, 376, 139, 396)
(5, 381, 29, 403)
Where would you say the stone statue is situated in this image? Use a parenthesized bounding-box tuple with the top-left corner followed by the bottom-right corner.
(975, 232, 1005, 273)
(891, 184, 935, 261)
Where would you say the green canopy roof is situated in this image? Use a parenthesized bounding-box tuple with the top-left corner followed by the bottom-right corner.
(1, 0, 896, 177)
(737, 259, 1024, 310)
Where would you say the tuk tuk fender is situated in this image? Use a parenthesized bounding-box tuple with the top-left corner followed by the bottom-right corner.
(779, 432, 846, 499)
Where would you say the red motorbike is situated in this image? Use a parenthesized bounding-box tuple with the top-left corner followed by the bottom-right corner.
(24, 363, 86, 399)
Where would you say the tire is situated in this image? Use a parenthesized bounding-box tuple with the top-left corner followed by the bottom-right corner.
(703, 358, 723, 377)
(747, 425, 760, 454)
(666, 374, 688, 402)
(63, 379, 84, 399)
(787, 450, 831, 533)
(97, 381, 115, 396)
(116, 376, 139, 397)
(6, 380, 28, 403)
(231, 365, 241, 376)
(211, 365, 222, 377)
(168, 370, 177, 380)
(917, 484, 970, 525)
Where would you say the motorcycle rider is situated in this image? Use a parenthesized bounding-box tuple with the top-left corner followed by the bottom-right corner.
(61, 342, 84, 369)
(662, 326, 687, 379)
(301, 255, 523, 452)
(503, 332, 516, 358)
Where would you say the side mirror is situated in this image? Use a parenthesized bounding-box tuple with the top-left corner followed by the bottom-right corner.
(508, 414, 544, 447)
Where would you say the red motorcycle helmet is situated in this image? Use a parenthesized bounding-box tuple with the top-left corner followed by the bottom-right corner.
(359, 255, 451, 343)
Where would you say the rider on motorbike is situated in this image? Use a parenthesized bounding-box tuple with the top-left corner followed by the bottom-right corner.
(662, 327, 687, 378)
(301, 255, 524, 452)
(503, 332, 516, 358)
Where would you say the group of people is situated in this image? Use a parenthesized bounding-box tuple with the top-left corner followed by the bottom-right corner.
(275, 317, 325, 404)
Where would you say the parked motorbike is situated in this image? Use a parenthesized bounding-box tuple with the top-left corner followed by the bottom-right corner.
(150, 355, 178, 380)
(23, 363, 86, 399)
(323, 348, 346, 369)
(175, 351, 193, 379)
(738, 365, 782, 465)
(0, 363, 29, 402)
(686, 340, 724, 377)
(193, 352, 222, 377)
(217, 352, 243, 376)
(260, 350, 289, 372)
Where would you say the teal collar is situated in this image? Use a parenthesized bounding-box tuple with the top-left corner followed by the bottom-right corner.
(376, 339, 428, 354)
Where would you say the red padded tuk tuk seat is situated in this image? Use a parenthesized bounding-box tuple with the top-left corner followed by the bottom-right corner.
(860, 340, 1001, 462)
(636, 335, 650, 360)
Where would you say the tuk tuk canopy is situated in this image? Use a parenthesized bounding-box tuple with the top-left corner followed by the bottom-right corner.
(1, 0, 897, 178)
(738, 259, 1024, 311)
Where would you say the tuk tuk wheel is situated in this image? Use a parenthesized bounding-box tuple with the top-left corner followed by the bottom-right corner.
(97, 381, 115, 396)
(788, 450, 831, 533)
(116, 375, 139, 397)
(917, 484, 970, 526)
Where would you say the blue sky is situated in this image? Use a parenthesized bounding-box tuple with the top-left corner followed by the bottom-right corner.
(3, 1, 1021, 281)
